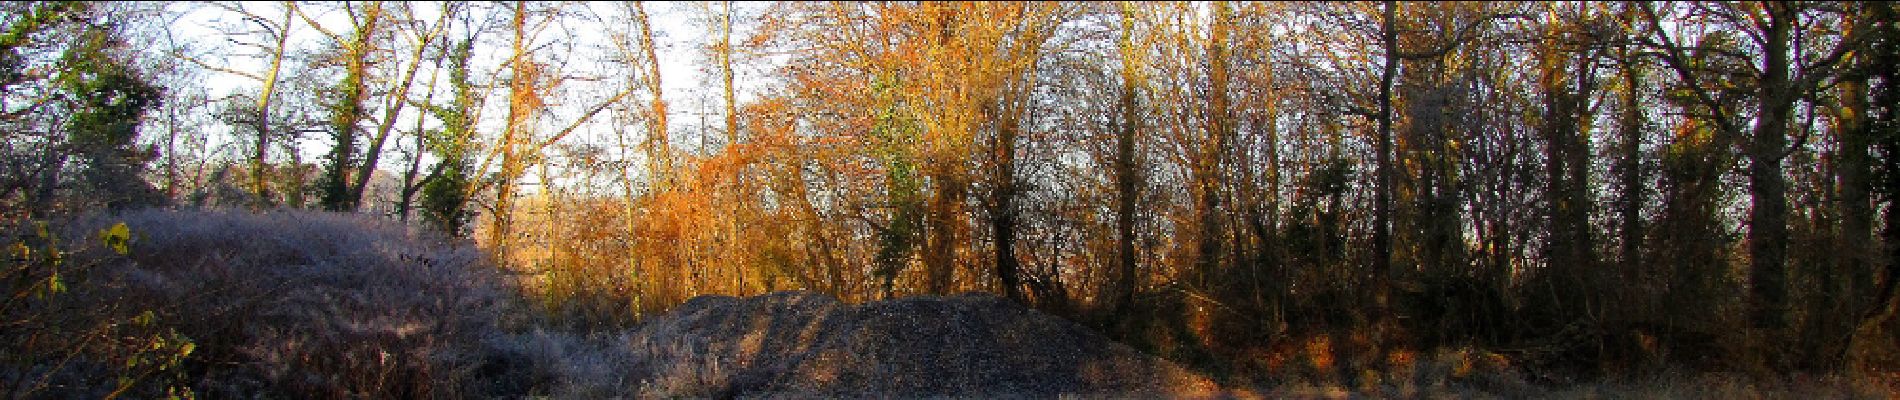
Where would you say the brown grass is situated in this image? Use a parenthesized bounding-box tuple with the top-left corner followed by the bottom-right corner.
(3, 209, 538, 398)
(4, 208, 1895, 398)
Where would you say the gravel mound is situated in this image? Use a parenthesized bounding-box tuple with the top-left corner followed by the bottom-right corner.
(623, 291, 1219, 398)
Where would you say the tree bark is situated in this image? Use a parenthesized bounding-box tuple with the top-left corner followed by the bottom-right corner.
(991, 118, 1022, 302)
(1538, 22, 1597, 285)
(1747, 2, 1794, 344)
(1616, 41, 1645, 284)
(315, 1, 382, 212)
(250, 4, 293, 206)
(490, 0, 532, 261)
(1834, 46, 1874, 324)
(1112, 1, 1142, 314)
(1809, 6, 1874, 368)
(349, 6, 434, 210)
(1374, 0, 1398, 284)
(924, 174, 963, 295)
(1194, 1, 1234, 287)
(635, 2, 673, 192)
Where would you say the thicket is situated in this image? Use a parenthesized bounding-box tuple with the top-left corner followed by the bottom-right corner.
(1, 210, 541, 397)
(3, 1, 1899, 394)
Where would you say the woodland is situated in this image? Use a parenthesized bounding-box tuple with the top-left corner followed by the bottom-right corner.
(3, 0, 1900, 397)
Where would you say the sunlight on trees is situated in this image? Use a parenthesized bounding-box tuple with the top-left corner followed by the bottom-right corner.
(4, 0, 1900, 389)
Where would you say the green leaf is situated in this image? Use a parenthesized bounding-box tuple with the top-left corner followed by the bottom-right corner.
(100, 222, 131, 255)
(47, 272, 64, 294)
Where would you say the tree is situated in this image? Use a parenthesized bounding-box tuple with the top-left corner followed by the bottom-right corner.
(485, 0, 633, 261)
(301, 0, 385, 212)
(349, 2, 446, 215)
(1854, 0, 1900, 368)
(0, 1, 89, 218)
(175, 1, 297, 206)
(1367, 0, 1515, 327)
(1110, 0, 1146, 316)
(1639, 2, 1868, 364)
(1191, 0, 1234, 292)
(632, 1, 673, 192)
(58, 19, 164, 211)
(915, 3, 972, 298)
(0, 1, 164, 216)
(982, 2, 1070, 303)
(1611, 2, 1649, 295)
(871, 73, 924, 299)
(1535, 1, 1601, 284)
(419, 33, 481, 236)
(1374, 0, 1399, 285)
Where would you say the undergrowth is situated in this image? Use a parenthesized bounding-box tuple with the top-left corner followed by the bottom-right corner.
(2, 208, 1894, 398)
(1, 209, 572, 397)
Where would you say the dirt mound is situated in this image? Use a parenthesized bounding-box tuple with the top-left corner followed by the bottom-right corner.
(623, 291, 1220, 398)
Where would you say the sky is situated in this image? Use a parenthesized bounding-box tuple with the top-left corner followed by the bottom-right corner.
(159, 1, 772, 193)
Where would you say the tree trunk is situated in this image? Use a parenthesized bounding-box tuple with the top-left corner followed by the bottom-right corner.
(317, 1, 382, 212)
(1747, 2, 1794, 347)
(349, 11, 427, 210)
(924, 173, 963, 295)
(635, 2, 673, 192)
(1539, 29, 1597, 290)
(1834, 45, 1874, 329)
(991, 167, 1022, 302)
(397, 114, 427, 221)
(720, 0, 737, 146)
(1616, 43, 1645, 284)
(1810, 10, 1873, 368)
(989, 80, 1027, 302)
(251, 5, 293, 206)
(720, 0, 744, 296)
(1374, 0, 1398, 285)
(922, 5, 965, 297)
(1112, 1, 1141, 314)
(491, 1, 533, 262)
(1195, 1, 1234, 286)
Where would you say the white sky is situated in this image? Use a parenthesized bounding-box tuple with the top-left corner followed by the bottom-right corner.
(161, 1, 771, 193)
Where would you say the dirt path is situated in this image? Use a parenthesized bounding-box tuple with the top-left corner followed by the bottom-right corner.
(622, 291, 1223, 398)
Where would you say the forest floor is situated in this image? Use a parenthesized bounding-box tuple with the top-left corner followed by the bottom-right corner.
(618, 290, 1221, 397)
(616, 290, 1900, 399)
(8, 209, 1896, 398)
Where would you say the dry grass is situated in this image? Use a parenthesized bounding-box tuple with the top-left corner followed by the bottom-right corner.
(0, 208, 755, 398)
(616, 291, 1224, 398)
(1229, 371, 1894, 399)
(1225, 346, 1897, 399)
(1532, 372, 1895, 400)
(3, 209, 541, 398)
(4, 208, 1895, 398)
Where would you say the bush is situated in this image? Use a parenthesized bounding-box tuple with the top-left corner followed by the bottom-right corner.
(1, 219, 195, 398)
(0, 209, 535, 398)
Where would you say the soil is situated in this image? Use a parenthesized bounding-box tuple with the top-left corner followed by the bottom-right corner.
(622, 291, 1223, 398)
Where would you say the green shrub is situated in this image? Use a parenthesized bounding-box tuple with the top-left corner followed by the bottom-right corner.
(2, 220, 195, 398)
